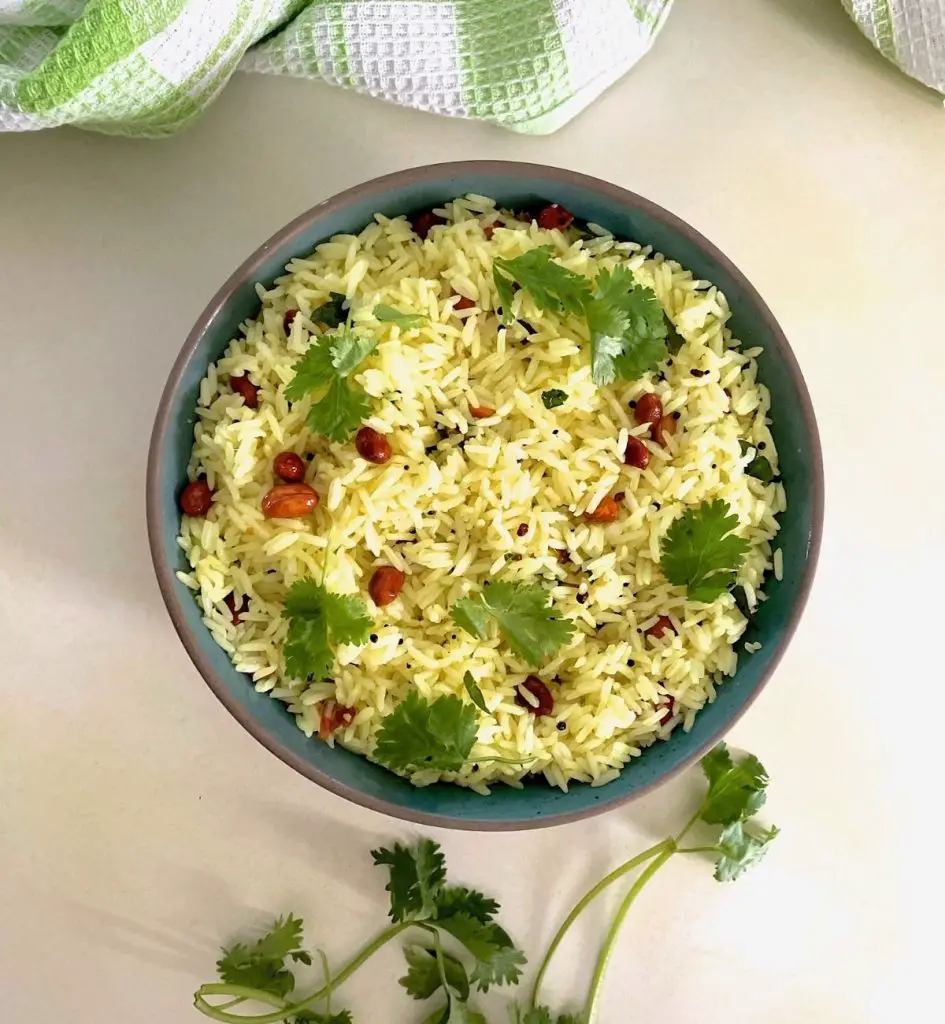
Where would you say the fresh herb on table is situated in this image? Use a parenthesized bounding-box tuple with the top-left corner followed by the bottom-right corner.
(660, 499, 750, 602)
(374, 304, 427, 329)
(192, 744, 777, 1024)
(524, 743, 778, 1023)
(509, 1008, 580, 1024)
(452, 581, 574, 666)
(491, 246, 670, 385)
(215, 914, 312, 999)
(540, 389, 568, 410)
(310, 293, 348, 329)
(193, 840, 524, 1024)
(285, 328, 378, 442)
(283, 578, 372, 682)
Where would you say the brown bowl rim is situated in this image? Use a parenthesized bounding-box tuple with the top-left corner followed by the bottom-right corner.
(146, 160, 824, 831)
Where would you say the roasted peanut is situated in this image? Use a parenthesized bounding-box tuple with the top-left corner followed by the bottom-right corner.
(634, 392, 663, 426)
(273, 451, 306, 482)
(230, 373, 259, 409)
(261, 482, 319, 518)
(179, 478, 213, 517)
(369, 566, 406, 607)
(355, 426, 392, 464)
(623, 436, 650, 470)
(515, 675, 554, 716)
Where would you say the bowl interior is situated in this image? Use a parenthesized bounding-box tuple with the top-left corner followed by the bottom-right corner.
(149, 164, 821, 829)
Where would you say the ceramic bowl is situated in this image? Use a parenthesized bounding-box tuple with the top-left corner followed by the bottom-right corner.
(147, 162, 823, 830)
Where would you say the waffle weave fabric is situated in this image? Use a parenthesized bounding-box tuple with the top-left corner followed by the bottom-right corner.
(0, 1, 940, 137)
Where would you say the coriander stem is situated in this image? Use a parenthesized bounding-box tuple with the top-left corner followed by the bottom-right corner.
(193, 921, 411, 1024)
(674, 807, 702, 843)
(529, 838, 672, 1009)
(583, 845, 676, 1024)
(317, 949, 331, 1016)
(676, 845, 718, 854)
(194, 986, 286, 1013)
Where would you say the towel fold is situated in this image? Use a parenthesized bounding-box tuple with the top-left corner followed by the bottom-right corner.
(0, 0, 940, 137)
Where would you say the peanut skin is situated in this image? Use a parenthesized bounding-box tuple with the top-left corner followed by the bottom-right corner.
(261, 483, 319, 518)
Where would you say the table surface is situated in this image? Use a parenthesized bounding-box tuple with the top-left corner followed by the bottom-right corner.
(2, 0, 942, 1020)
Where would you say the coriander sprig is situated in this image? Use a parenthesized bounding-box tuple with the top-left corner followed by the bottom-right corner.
(193, 841, 524, 1024)
(660, 499, 751, 602)
(526, 743, 778, 1023)
(284, 327, 378, 442)
(283, 578, 372, 682)
(373, 691, 535, 776)
(452, 580, 574, 667)
(193, 744, 779, 1024)
(491, 247, 669, 385)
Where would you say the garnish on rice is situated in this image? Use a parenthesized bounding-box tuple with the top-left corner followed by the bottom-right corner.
(492, 248, 668, 385)
(284, 327, 378, 442)
(452, 581, 574, 667)
(660, 500, 750, 602)
(283, 578, 372, 682)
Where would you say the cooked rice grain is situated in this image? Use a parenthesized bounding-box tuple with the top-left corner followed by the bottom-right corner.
(179, 196, 783, 792)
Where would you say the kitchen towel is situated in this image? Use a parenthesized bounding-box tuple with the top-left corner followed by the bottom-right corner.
(0, 1, 941, 136)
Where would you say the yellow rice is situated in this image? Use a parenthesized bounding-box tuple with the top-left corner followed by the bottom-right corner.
(176, 195, 785, 793)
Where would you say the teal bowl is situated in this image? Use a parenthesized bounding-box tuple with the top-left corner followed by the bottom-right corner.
(147, 162, 822, 830)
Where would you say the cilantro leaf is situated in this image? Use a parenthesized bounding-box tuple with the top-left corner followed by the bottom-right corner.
(326, 327, 377, 376)
(697, 745, 779, 881)
(216, 914, 306, 999)
(284, 340, 335, 401)
(660, 500, 751, 602)
(664, 313, 685, 355)
(541, 389, 568, 410)
(295, 1012, 352, 1024)
(374, 692, 478, 774)
(713, 821, 780, 882)
(434, 885, 500, 925)
(423, 1001, 487, 1024)
(463, 672, 488, 713)
(283, 579, 372, 682)
(371, 839, 447, 922)
(510, 1009, 580, 1024)
(284, 328, 378, 441)
(305, 375, 372, 443)
(609, 286, 668, 380)
(492, 247, 591, 325)
(401, 945, 470, 1001)
(584, 266, 636, 387)
(746, 455, 774, 483)
(375, 303, 426, 328)
(452, 581, 573, 667)
(510, 1008, 552, 1024)
(310, 293, 347, 328)
(583, 267, 668, 385)
(434, 913, 526, 992)
(699, 743, 769, 825)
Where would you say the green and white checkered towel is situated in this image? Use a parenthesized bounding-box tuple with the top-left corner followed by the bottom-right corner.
(0, 1, 942, 137)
